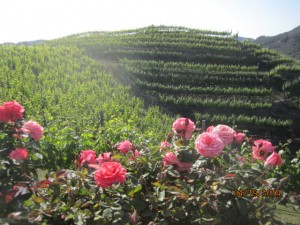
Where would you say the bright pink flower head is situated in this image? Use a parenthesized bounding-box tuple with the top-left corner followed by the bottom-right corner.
(206, 126, 215, 132)
(252, 139, 274, 161)
(118, 140, 133, 154)
(0, 101, 24, 123)
(172, 118, 195, 139)
(264, 152, 283, 167)
(212, 124, 235, 146)
(21, 120, 44, 141)
(97, 152, 112, 165)
(9, 148, 29, 161)
(79, 150, 97, 165)
(94, 162, 126, 189)
(160, 141, 171, 149)
(195, 132, 224, 157)
(234, 132, 246, 145)
(163, 152, 181, 166)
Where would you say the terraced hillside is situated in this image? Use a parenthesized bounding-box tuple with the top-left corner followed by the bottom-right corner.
(52, 25, 300, 146)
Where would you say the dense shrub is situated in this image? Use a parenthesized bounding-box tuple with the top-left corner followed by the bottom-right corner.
(1, 101, 300, 225)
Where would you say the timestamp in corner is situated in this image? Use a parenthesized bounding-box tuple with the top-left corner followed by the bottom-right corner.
(233, 189, 281, 197)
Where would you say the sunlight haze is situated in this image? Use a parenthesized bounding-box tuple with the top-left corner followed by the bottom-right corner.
(0, 0, 299, 43)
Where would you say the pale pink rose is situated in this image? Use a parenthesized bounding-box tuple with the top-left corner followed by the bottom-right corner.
(0, 101, 24, 123)
(163, 152, 181, 166)
(172, 118, 195, 139)
(94, 162, 126, 188)
(237, 156, 245, 164)
(21, 120, 44, 141)
(129, 210, 138, 225)
(97, 152, 112, 165)
(234, 132, 246, 145)
(160, 141, 171, 149)
(195, 132, 224, 157)
(264, 152, 283, 167)
(9, 148, 29, 161)
(252, 139, 274, 161)
(212, 125, 235, 146)
(206, 126, 215, 132)
(79, 150, 97, 165)
(118, 140, 133, 154)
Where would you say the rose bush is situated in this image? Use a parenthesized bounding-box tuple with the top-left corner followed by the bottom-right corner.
(0, 101, 44, 220)
(1, 102, 300, 225)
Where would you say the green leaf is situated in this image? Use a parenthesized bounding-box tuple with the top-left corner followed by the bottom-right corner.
(32, 152, 43, 161)
(128, 184, 142, 197)
(103, 208, 112, 219)
(158, 190, 165, 202)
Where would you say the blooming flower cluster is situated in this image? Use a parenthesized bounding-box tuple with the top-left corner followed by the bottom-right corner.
(0, 100, 24, 123)
(252, 139, 282, 167)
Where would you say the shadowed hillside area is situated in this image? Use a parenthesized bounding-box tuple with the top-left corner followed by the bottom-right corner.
(254, 25, 300, 61)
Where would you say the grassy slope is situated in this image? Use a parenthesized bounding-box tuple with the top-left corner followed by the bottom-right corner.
(0, 44, 174, 169)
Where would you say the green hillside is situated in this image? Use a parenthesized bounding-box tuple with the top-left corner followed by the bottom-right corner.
(51, 25, 300, 147)
(0, 45, 173, 169)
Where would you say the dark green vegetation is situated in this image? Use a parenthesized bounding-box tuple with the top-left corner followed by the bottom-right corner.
(0, 45, 174, 169)
(255, 25, 300, 61)
(51, 25, 300, 149)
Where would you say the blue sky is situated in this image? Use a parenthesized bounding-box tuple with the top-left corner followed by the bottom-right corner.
(0, 0, 299, 43)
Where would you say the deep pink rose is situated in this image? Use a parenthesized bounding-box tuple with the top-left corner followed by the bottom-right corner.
(118, 140, 133, 154)
(234, 132, 246, 145)
(9, 148, 29, 161)
(252, 139, 274, 161)
(212, 125, 235, 146)
(94, 162, 126, 188)
(195, 132, 224, 157)
(206, 126, 215, 132)
(0, 101, 24, 123)
(79, 150, 97, 165)
(21, 120, 44, 141)
(264, 152, 283, 167)
(172, 118, 195, 139)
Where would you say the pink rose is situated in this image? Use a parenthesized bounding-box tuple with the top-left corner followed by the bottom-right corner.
(0, 101, 24, 123)
(212, 125, 235, 146)
(206, 126, 215, 132)
(130, 149, 140, 160)
(160, 141, 171, 150)
(118, 140, 133, 154)
(172, 118, 195, 140)
(234, 132, 246, 145)
(252, 139, 274, 161)
(264, 152, 283, 167)
(79, 150, 97, 165)
(21, 120, 44, 141)
(163, 152, 192, 172)
(195, 132, 224, 157)
(9, 148, 29, 161)
(94, 162, 126, 188)
(163, 152, 181, 166)
(97, 152, 112, 165)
